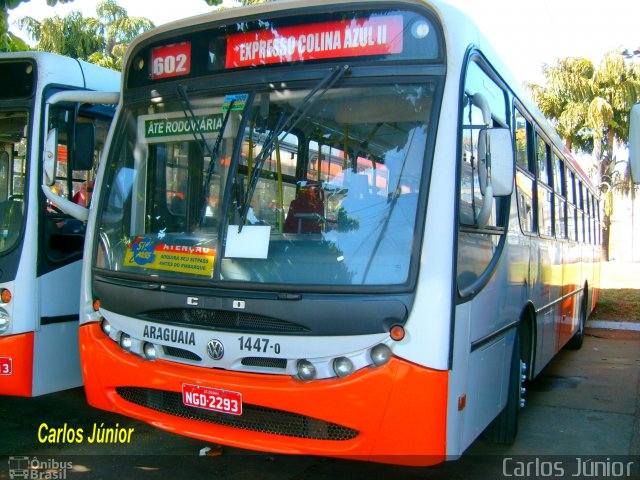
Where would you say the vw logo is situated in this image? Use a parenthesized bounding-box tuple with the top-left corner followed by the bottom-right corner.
(206, 339, 224, 360)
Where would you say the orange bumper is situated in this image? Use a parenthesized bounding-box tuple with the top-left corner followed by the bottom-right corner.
(80, 322, 448, 466)
(0, 332, 34, 396)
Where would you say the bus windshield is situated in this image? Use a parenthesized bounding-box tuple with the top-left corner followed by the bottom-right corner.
(96, 82, 434, 287)
(0, 111, 27, 254)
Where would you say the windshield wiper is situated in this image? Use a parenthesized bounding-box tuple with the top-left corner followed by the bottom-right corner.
(176, 84, 236, 226)
(237, 65, 350, 231)
(177, 85, 218, 160)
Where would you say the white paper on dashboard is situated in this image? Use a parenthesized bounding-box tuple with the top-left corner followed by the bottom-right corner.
(224, 225, 271, 259)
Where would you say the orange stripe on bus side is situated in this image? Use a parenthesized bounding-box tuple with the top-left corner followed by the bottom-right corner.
(0, 332, 34, 397)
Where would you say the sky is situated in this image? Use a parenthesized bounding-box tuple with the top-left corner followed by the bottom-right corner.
(7, 0, 640, 86)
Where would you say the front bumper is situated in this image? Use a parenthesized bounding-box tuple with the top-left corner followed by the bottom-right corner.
(80, 322, 448, 466)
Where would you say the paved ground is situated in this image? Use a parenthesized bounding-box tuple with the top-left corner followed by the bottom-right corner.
(1, 327, 638, 479)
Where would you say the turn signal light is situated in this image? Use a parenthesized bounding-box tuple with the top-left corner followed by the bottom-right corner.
(0, 289, 11, 304)
(93, 299, 101, 312)
(389, 324, 405, 341)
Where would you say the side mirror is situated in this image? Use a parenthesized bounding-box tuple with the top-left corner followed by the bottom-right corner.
(476, 127, 514, 227)
(629, 103, 640, 184)
(483, 128, 514, 197)
(73, 123, 95, 171)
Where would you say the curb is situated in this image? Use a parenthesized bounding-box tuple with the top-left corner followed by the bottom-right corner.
(586, 320, 640, 331)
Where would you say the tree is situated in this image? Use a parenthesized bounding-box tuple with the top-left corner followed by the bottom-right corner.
(18, 11, 102, 58)
(17, 0, 153, 70)
(87, 0, 153, 69)
(1, 0, 71, 52)
(527, 53, 640, 260)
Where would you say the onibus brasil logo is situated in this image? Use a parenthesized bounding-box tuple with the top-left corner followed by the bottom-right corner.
(8, 456, 72, 479)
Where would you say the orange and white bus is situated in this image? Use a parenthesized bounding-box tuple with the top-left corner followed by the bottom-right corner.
(0, 52, 118, 396)
(75, 0, 599, 465)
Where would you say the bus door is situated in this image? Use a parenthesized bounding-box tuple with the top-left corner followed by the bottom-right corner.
(31, 92, 117, 395)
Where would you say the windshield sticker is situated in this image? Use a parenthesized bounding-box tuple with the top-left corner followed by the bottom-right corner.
(225, 15, 403, 69)
(222, 94, 249, 112)
(225, 225, 271, 259)
(124, 237, 215, 276)
(138, 108, 224, 144)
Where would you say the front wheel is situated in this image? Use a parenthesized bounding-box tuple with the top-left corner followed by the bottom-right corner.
(482, 334, 523, 444)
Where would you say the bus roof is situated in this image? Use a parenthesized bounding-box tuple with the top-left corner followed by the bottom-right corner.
(0, 51, 119, 93)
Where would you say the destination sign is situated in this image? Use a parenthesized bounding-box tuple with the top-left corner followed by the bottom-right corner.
(225, 15, 404, 68)
(137, 108, 224, 144)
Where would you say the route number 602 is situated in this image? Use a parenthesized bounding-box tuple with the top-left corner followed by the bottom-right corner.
(151, 42, 191, 80)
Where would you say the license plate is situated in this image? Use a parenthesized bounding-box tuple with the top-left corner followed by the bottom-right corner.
(0, 357, 12, 375)
(182, 383, 242, 415)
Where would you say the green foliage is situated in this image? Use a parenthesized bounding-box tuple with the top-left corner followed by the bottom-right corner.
(18, 12, 103, 59)
(527, 53, 640, 175)
(527, 53, 640, 259)
(16, 0, 153, 70)
(1, 0, 73, 50)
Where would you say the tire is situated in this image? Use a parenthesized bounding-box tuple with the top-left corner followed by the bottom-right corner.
(565, 289, 587, 350)
(482, 334, 521, 444)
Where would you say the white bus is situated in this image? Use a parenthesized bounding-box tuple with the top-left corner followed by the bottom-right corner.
(76, 0, 599, 465)
(629, 103, 640, 183)
(0, 52, 118, 396)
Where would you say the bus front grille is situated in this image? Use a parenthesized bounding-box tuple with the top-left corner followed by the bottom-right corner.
(163, 345, 202, 362)
(141, 309, 310, 334)
(241, 357, 287, 369)
(115, 386, 358, 441)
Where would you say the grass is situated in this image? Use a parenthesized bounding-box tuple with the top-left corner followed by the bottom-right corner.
(590, 288, 640, 322)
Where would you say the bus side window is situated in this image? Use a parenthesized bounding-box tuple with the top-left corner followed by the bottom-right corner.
(514, 108, 535, 234)
(535, 132, 553, 237)
(0, 150, 8, 201)
(553, 154, 566, 239)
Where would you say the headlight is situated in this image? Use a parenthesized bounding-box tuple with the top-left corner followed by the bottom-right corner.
(143, 342, 157, 360)
(101, 319, 111, 336)
(370, 344, 392, 367)
(119, 333, 132, 351)
(332, 357, 354, 377)
(296, 360, 316, 381)
(0, 309, 9, 334)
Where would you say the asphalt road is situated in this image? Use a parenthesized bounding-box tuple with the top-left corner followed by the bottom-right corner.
(1, 328, 639, 479)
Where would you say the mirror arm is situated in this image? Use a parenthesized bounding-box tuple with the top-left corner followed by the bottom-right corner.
(475, 183, 493, 228)
(41, 184, 88, 222)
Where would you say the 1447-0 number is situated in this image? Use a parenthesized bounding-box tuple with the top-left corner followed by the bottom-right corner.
(238, 336, 281, 355)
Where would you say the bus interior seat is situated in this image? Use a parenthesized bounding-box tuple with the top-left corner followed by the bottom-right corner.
(283, 184, 324, 234)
